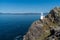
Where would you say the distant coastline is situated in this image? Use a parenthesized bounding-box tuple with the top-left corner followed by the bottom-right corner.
(0, 13, 48, 15)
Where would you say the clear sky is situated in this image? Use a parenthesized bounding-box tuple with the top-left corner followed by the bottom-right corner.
(0, 0, 60, 13)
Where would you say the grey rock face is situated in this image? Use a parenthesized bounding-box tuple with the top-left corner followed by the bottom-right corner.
(23, 7, 60, 40)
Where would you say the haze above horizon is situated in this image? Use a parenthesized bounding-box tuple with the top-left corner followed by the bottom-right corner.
(0, 0, 60, 13)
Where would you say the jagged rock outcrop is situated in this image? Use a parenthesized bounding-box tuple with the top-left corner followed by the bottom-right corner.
(23, 7, 60, 40)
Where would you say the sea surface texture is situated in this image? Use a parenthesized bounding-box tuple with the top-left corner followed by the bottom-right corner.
(0, 13, 47, 40)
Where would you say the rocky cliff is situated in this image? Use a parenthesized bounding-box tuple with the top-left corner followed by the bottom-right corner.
(23, 7, 60, 40)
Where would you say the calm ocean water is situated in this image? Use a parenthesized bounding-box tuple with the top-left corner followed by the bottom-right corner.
(0, 13, 48, 40)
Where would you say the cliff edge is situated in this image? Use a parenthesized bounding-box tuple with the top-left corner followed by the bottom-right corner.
(23, 7, 60, 40)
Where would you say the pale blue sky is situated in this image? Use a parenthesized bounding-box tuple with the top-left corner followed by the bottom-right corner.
(0, 0, 60, 13)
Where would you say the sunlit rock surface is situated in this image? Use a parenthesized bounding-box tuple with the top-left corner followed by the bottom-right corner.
(23, 7, 60, 40)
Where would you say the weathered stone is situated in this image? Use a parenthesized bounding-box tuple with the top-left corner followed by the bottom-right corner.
(23, 7, 60, 40)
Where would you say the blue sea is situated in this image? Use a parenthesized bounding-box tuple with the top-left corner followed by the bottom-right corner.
(0, 13, 48, 40)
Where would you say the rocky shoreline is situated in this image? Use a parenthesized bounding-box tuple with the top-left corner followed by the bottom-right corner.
(23, 7, 60, 40)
